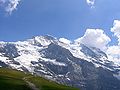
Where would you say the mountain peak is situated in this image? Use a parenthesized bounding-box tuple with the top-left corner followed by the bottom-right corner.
(0, 35, 120, 90)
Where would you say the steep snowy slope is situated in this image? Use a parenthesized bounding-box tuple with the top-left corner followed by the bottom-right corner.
(0, 35, 120, 90)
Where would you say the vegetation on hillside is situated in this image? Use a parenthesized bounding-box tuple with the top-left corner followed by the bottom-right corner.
(0, 68, 79, 90)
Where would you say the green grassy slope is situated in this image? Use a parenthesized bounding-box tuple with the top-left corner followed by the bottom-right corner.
(28, 76, 78, 90)
(0, 68, 32, 90)
(0, 68, 79, 90)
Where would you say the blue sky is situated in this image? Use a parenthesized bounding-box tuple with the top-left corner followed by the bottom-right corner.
(0, 0, 120, 44)
(1, 0, 120, 67)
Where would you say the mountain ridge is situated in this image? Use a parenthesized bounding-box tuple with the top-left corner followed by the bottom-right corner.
(0, 35, 120, 90)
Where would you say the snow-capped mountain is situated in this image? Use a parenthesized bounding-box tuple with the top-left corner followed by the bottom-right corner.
(0, 35, 120, 90)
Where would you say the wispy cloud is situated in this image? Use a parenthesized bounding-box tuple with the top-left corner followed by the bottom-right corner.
(86, 0, 95, 8)
(0, 0, 21, 14)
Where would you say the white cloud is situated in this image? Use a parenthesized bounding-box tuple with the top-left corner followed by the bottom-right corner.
(0, 0, 21, 14)
(107, 46, 120, 64)
(107, 46, 120, 56)
(111, 20, 120, 45)
(106, 20, 120, 62)
(74, 27, 120, 63)
(59, 38, 71, 44)
(75, 29, 111, 50)
(86, 0, 95, 8)
(74, 24, 120, 63)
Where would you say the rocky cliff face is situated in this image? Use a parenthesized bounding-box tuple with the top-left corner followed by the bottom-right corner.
(0, 35, 120, 90)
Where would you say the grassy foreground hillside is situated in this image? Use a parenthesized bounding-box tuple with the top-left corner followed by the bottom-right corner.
(0, 68, 79, 90)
